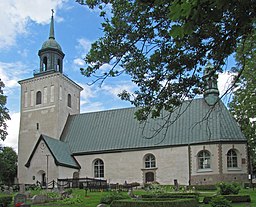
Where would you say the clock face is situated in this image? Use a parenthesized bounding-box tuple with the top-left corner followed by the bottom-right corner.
(40, 142, 46, 150)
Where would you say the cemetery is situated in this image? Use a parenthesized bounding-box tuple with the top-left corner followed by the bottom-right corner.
(0, 181, 255, 207)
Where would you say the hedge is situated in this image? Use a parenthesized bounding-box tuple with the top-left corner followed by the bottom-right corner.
(111, 198, 198, 207)
(191, 185, 217, 191)
(0, 195, 13, 207)
(141, 192, 199, 199)
(203, 195, 251, 204)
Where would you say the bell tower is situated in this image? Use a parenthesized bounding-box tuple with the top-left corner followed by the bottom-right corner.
(17, 11, 83, 184)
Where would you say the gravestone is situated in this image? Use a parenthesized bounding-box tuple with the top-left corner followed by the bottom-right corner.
(174, 179, 179, 191)
(14, 193, 26, 206)
(31, 195, 49, 204)
(19, 184, 25, 194)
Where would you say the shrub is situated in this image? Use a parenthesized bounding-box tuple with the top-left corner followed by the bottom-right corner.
(111, 198, 198, 207)
(100, 192, 129, 204)
(0, 195, 13, 207)
(209, 196, 231, 207)
(224, 195, 251, 203)
(218, 182, 240, 195)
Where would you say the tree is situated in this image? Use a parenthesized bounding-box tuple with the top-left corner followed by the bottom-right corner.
(229, 30, 256, 174)
(0, 147, 17, 185)
(0, 79, 10, 141)
(77, 0, 256, 121)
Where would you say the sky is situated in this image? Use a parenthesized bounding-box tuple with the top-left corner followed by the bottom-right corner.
(0, 0, 234, 152)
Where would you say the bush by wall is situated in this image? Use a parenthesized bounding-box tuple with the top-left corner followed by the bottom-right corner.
(218, 182, 240, 195)
(191, 185, 217, 191)
(111, 198, 198, 207)
(0, 195, 13, 207)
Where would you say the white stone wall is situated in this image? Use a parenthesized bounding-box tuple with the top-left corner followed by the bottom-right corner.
(27, 140, 58, 184)
(75, 146, 190, 185)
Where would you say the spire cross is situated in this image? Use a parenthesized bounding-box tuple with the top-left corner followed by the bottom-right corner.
(51, 9, 54, 17)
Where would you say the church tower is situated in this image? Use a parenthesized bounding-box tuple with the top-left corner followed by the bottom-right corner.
(18, 12, 83, 184)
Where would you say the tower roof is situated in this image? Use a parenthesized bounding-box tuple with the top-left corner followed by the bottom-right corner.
(41, 12, 62, 51)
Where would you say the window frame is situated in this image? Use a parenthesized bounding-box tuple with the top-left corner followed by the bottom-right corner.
(94, 159, 104, 178)
(67, 94, 71, 108)
(227, 149, 238, 168)
(36, 91, 42, 105)
(198, 150, 211, 170)
(144, 154, 156, 169)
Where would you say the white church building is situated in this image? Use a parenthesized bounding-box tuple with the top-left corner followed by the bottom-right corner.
(17, 14, 249, 186)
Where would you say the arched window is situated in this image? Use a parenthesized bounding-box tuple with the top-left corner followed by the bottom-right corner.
(36, 91, 42, 105)
(43, 57, 47, 71)
(144, 154, 156, 168)
(227, 149, 238, 168)
(67, 94, 71, 107)
(198, 150, 211, 169)
(94, 159, 104, 178)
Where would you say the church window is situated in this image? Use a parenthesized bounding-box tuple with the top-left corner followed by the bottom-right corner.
(144, 154, 156, 168)
(227, 149, 238, 168)
(94, 159, 104, 178)
(36, 91, 42, 105)
(198, 150, 211, 169)
(43, 57, 47, 71)
(68, 94, 71, 108)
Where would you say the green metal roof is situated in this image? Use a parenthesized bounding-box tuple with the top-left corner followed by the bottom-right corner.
(61, 98, 246, 155)
(41, 135, 79, 169)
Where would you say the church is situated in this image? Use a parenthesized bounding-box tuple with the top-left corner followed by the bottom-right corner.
(17, 14, 249, 187)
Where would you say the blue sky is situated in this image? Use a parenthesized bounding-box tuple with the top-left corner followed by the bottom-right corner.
(0, 0, 233, 151)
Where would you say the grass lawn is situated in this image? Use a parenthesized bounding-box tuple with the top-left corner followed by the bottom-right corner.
(2, 187, 256, 207)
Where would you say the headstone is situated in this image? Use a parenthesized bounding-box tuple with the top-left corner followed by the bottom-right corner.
(14, 194, 26, 206)
(19, 184, 25, 194)
(174, 179, 179, 191)
(31, 195, 49, 204)
(97, 204, 107, 207)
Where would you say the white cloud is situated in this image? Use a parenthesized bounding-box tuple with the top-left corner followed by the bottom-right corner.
(73, 58, 85, 66)
(102, 81, 136, 98)
(73, 38, 93, 67)
(218, 71, 235, 97)
(80, 102, 104, 113)
(0, 112, 20, 152)
(0, 0, 66, 49)
(0, 62, 30, 93)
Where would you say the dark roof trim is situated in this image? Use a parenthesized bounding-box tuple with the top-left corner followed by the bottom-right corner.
(72, 140, 247, 156)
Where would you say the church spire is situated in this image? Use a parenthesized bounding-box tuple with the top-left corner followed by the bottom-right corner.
(37, 10, 65, 75)
(203, 63, 220, 106)
(49, 9, 55, 39)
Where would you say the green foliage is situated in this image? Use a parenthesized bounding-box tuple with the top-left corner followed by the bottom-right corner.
(77, 0, 256, 123)
(111, 198, 198, 207)
(0, 146, 18, 185)
(0, 195, 13, 207)
(0, 79, 10, 141)
(218, 182, 240, 195)
(229, 30, 256, 174)
(59, 196, 83, 205)
(191, 185, 217, 191)
(209, 195, 232, 207)
(100, 191, 129, 204)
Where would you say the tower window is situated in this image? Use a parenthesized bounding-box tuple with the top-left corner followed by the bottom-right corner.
(36, 91, 42, 105)
(36, 123, 39, 130)
(67, 94, 71, 108)
(57, 59, 61, 72)
(43, 57, 47, 71)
